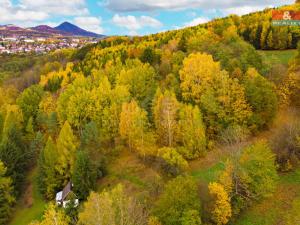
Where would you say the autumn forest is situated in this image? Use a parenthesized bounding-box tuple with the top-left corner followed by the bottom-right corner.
(1, 2, 300, 225)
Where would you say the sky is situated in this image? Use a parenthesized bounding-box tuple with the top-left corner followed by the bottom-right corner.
(0, 0, 295, 36)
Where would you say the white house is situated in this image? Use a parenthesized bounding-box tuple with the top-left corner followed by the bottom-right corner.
(55, 182, 79, 208)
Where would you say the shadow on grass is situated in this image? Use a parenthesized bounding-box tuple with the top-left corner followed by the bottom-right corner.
(9, 168, 46, 225)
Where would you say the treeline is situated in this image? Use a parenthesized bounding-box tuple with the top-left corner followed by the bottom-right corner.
(0, 48, 81, 90)
(200, 4, 300, 50)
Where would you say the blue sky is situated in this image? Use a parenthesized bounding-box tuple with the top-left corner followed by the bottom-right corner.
(0, 0, 295, 35)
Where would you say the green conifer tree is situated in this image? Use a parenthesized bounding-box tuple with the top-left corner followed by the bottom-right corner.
(0, 161, 15, 225)
(72, 150, 97, 200)
(38, 137, 62, 199)
(56, 121, 78, 180)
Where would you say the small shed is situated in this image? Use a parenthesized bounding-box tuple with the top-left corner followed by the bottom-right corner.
(55, 182, 79, 208)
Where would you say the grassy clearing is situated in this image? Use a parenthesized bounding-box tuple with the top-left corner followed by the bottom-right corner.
(190, 109, 300, 225)
(232, 168, 300, 225)
(9, 168, 46, 225)
(258, 49, 297, 65)
(191, 162, 225, 183)
(191, 152, 300, 225)
(97, 149, 161, 197)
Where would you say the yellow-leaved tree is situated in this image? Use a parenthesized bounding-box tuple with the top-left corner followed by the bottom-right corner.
(119, 100, 156, 157)
(78, 184, 148, 225)
(56, 121, 78, 181)
(117, 59, 157, 111)
(153, 88, 179, 147)
(30, 204, 70, 225)
(208, 182, 232, 225)
(179, 53, 252, 136)
(178, 104, 207, 159)
(148, 217, 162, 225)
(278, 72, 300, 108)
(180, 53, 221, 102)
(218, 160, 234, 196)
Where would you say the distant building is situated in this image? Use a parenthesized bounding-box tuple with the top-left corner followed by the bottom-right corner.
(36, 37, 46, 42)
(55, 182, 79, 208)
(3, 37, 17, 42)
(24, 39, 35, 43)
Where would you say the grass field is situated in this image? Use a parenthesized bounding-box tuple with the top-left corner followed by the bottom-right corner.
(190, 153, 300, 225)
(258, 49, 297, 65)
(232, 169, 300, 225)
(191, 162, 225, 183)
(9, 168, 46, 225)
(190, 109, 300, 225)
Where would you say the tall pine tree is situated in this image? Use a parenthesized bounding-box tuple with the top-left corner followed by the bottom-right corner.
(56, 121, 78, 181)
(0, 123, 28, 195)
(38, 137, 62, 199)
(0, 161, 15, 225)
(72, 150, 97, 200)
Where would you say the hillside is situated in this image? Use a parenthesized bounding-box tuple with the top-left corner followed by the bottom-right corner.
(55, 22, 104, 38)
(30, 25, 69, 36)
(0, 3, 300, 225)
(199, 3, 300, 50)
(0, 22, 104, 38)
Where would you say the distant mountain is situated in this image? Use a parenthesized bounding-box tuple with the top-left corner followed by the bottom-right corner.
(0, 22, 105, 38)
(55, 22, 104, 38)
(4, 25, 24, 31)
(30, 25, 65, 35)
(0, 25, 24, 31)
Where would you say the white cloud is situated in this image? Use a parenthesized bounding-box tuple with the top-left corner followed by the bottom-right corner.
(104, 0, 294, 12)
(222, 6, 269, 16)
(184, 17, 209, 27)
(74, 16, 104, 34)
(0, 0, 89, 25)
(0, 0, 12, 8)
(0, 4, 48, 24)
(112, 14, 141, 30)
(14, 10, 48, 21)
(128, 30, 138, 36)
(19, 0, 89, 16)
(112, 14, 162, 34)
(140, 16, 162, 28)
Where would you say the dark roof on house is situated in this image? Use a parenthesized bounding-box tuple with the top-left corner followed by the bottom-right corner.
(62, 182, 72, 201)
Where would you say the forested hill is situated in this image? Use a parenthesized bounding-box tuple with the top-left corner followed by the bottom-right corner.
(75, 3, 300, 80)
(197, 3, 300, 50)
(1, 2, 300, 225)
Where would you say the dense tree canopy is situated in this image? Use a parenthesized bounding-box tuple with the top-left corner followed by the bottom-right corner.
(2, 3, 300, 225)
(154, 176, 201, 225)
(243, 68, 278, 129)
(16, 85, 44, 124)
(79, 185, 148, 225)
(117, 59, 157, 110)
(180, 53, 252, 136)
